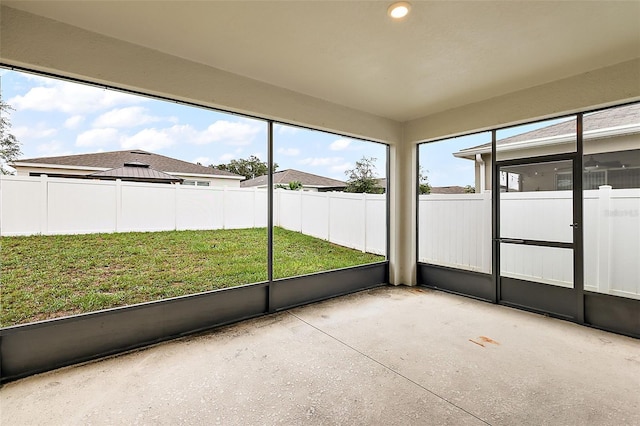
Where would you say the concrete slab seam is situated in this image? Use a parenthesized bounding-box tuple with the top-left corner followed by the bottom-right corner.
(286, 310, 492, 426)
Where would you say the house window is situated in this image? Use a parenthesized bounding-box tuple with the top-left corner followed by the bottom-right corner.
(608, 167, 640, 189)
(499, 170, 522, 192)
(555, 168, 640, 190)
(582, 170, 606, 190)
(555, 172, 574, 190)
(183, 180, 210, 186)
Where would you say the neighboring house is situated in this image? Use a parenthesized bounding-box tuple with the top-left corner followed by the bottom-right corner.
(430, 186, 468, 194)
(241, 169, 347, 192)
(87, 162, 183, 184)
(10, 149, 244, 187)
(374, 178, 387, 193)
(454, 103, 640, 192)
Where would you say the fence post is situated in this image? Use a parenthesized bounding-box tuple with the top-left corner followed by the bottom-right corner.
(115, 179, 122, 233)
(597, 185, 612, 293)
(253, 187, 258, 228)
(222, 187, 227, 230)
(326, 192, 331, 242)
(40, 174, 48, 235)
(174, 182, 180, 231)
(362, 193, 367, 252)
(483, 191, 492, 273)
(274, 188, 279, 227)
(298, 190, 303, 233)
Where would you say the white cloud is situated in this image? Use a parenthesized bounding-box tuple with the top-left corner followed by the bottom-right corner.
(64, 115, 85, 129)
(218, 153, 236, 163)
(329, 138, 352, 151)
(76, 128, 121, 148)
(298, 156, 345, 167)
(275, 124, 300, 135)
(118, 121, 261, 149)
(120, 128, 175, 151)
(9, 80, 144, 114)
(193, 156, 211, 166)
(35, 141, 74, 157)
(330, 162, 353, 174)
(13, 125, 57, 140)
(85, 119, 261, 154)
(191, 120, 262, 146)
(277, 147, 300, 156)
(15, 73, 55, 85)
(93, 106, 162, 128)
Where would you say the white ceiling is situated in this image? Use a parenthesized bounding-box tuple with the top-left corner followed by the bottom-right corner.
(5, 1, 640, 122)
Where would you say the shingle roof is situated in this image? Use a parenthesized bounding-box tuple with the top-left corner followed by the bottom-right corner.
(459, 103, 640, 153)
(240, 169, 346, 188)
(375, 178, 387, 188)
(88, 163, 183, 183)
(14, 149, 243, 178)
(430, 186, 467, 194)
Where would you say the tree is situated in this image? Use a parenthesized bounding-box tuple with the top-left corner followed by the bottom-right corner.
(418, 166, 431, 194)
(464, 184, 476, 193)
(0, 98, 22, 175)
(275, 180, 303, 191)
(345, 156, 383, 194)
(287, 180, 303, 190)
(212, 155, 278, 180)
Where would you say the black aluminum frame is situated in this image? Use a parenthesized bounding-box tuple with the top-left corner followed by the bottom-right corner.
(1, 263, 388, 383)
(495, 150, 580, 320)
(0, 67, 392, 383)
(417, 107, 639, 339)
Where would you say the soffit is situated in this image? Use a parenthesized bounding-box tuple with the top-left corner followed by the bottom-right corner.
(4, 1, 640, 122)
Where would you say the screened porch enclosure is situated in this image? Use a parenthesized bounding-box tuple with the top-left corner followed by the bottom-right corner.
(1, 2, 639, 384)
(418, 103, 640, 337)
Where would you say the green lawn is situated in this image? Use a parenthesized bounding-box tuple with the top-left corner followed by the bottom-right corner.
(0, 227, 383, 327)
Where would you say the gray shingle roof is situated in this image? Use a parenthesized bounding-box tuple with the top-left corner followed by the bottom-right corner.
(14, 149, 243, 178)
(240, 169, 346, 188)
(88, 163, 183, 183)
(459, 103, 640, 153)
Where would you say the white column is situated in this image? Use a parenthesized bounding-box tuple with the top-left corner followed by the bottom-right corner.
(389, 139, 417, 285)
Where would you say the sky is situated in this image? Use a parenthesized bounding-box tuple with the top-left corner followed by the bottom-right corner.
(419, 133, 488, 188)
(0, 68, 532, 187)
(1, 69, 391, 182)
(419, 117, 571, 188)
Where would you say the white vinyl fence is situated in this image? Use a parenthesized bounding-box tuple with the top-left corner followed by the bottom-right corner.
(419, 187, 640, 300)
(418, 192, 492, 273)
(275, 190, 386, 255)
(0, 175, 386, 255)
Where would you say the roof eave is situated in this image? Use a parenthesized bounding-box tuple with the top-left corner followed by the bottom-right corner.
(453, 123, 640, 158)
(167, 172, 244, 180)
(9, 162, 108, 172)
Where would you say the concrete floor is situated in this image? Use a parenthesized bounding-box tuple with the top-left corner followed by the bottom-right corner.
(1, 286, 639, 425)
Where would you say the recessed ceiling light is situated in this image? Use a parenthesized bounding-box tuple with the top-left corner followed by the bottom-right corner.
(388, 2, 411, 19)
